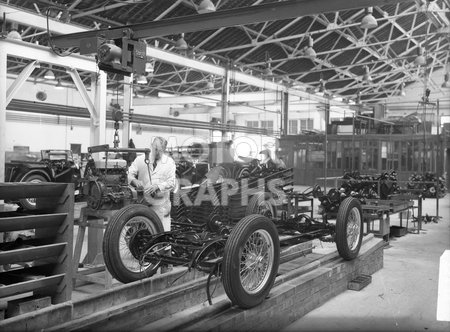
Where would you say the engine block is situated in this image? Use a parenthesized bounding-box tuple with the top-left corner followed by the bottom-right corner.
(82, 145, 150, 210)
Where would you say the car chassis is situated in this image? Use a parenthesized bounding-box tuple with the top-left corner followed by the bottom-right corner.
(101, 161, 364, 309)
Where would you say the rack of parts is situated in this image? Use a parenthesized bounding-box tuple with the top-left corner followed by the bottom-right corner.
(0, 182, 73, 319)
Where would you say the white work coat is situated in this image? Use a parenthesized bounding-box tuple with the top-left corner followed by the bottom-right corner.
(128, 153, 176, 231)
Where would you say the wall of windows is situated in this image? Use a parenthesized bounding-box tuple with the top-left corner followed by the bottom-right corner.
(280, 134, 444, 185)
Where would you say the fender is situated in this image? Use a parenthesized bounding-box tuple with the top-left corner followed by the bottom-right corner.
(19, 168, 52, 182)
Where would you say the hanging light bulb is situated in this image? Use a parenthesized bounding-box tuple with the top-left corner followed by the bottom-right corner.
(175, 33, 188, 50)
(362, 65, 372, 82)
(197, 0, 216, 14)
(360, 7, 378, 29)
(414, 47, 426, 66)
(304, 36, 316, 59)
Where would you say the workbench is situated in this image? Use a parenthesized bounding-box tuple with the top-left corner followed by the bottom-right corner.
(362, 198, 416, 240)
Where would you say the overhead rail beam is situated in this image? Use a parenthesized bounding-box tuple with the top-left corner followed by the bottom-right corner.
(51, 0, 412, 48)
(0, 39, 97, 72)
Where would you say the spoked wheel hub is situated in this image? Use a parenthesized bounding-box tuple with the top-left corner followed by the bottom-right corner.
(346, 207, 361, 251)
(128, 228, 151, 260)
(240, 229, 274, 294)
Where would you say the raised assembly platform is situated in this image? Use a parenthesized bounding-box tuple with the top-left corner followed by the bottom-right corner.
(0, 234, 384, 332)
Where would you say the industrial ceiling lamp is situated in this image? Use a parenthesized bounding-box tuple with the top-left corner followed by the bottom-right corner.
(442, 73, 450, 88)
(7, 22, 22, 40)
(414, 47, 426, 66)
(360, 7, 378, 29)
(136, 74, 148, 84)
(362, 65, 372, 82)
(399, 82, 406, 96)
(54, 79, 64, 90)
(315, 74, 326, 96)
(175, 33, 188, 50)
(356, 90, 362, 104)
(206, 76, 214, 89)
(263, 52, 273, 76)
(303, 36, 316, 59)
(145, 60, 154, 74)
(197, 0, 216, 14)
(44, 65, 56, 80)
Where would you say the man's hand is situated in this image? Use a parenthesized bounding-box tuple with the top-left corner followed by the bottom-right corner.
(131, 179, 144, 190)
(145, 184, 160, 195)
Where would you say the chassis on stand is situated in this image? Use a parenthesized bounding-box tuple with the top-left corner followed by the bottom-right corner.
(102, 166, 364, 309)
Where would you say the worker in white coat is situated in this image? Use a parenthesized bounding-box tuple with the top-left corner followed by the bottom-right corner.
(128, 136, 176, 232)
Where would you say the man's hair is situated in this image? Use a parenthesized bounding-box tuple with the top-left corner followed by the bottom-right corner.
(153, 136, 168, 150)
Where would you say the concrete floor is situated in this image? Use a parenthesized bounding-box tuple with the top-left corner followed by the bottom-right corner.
(283, 194, 450, 332)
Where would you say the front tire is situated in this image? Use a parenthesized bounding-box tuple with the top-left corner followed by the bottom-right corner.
(19, 173, 48, 210)
(103, 204, 164, 283)
(222, 214, 280, 309)
(335, 197, 363, 260)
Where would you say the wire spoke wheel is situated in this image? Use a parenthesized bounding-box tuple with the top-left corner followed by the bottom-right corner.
(119, 217, 157, 273)
(346, 207, 362, 251)
(335, 197, 363, 260)
(222, 214, 279, 309)
(103, 204, 164, 283)
(239, 229, 274, 294)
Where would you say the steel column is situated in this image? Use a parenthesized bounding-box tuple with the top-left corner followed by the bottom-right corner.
(0, 43, 7, 204)
(282, 92, 289, 136)
(91, 71, 107, 148)
(221, 65, 230, 140)
(122, 75, 132, 148)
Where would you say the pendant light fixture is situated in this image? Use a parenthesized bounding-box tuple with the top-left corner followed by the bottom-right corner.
(303, 35, 316, 59)
(263, 52, 273, 76)
(442, 73, 450, 88)
(7, 22, 22, 40)
(399, 82, 406, 96)
(175, 33, 188, 50)
(362, 65, 372, 83)
(54, 79, 64, 90)
(136, 74, 148, 84)
(414, 47, 426, 66)
(44, 65, 56, 80)
(360, 7, 378, 29)
(197, 0, 216, 14)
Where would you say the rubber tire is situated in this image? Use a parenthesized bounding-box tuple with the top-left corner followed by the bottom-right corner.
(19, 173, 48, 210)
(103, 204, 164, 283)
(222, 214, 280, 309)
(245, 192, 277, 219)
(335, 197, 363, 260)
